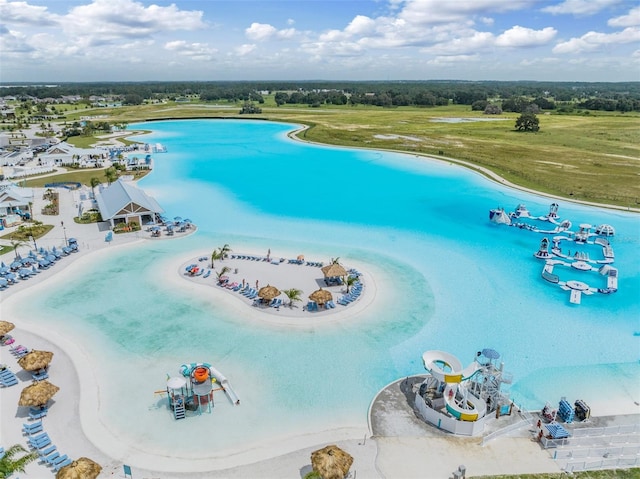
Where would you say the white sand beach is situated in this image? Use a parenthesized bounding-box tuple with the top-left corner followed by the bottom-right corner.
(1, 186, 638, 478)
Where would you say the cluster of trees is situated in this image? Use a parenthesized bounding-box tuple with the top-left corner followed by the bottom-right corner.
(60, 120, 112, 138)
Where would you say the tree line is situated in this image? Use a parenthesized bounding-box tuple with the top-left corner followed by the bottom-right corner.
(1, 80, 639, 112)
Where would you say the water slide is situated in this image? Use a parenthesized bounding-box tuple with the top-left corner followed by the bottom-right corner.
(208, 365, 241, 406)
(422, 350, 486, 422)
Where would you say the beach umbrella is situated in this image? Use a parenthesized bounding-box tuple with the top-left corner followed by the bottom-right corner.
(174, 216, 183, 222)
(310, 445, 353, 479)
(0, 321, 15, 335)
(18, 350, 54, 371)
(183, 218, 192, 223)
(55, 456, 102, 479)
(321, 263, 347, 279)
(0, 277, 9, 287)
(10, 260, 21, 270)
(18, 380, 60, 407)
(5, 272, 17, 282)
(309, 288, 333, 305)
(0, 266, 9, 275)
(0, 261, 5, 268)
(258, 285, 280, 301)
(31, 266, 40, 274)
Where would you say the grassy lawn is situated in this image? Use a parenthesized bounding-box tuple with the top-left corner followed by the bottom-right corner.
(56, 102, 640, 208)
(478, 470, 639, 479)
(22, 168, 150, 188)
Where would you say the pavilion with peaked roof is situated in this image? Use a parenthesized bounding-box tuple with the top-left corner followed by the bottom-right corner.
(95, 178, 164, 228)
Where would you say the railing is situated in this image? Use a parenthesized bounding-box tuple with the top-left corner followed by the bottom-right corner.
(481, 405, 533, 446)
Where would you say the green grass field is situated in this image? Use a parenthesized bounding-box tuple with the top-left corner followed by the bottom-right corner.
(62, 101, 640, 208)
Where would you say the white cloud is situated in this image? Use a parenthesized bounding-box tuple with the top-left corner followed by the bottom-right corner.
(235, 44, 256, 56)
(345, 15, 377, 36)
(245, 23, 277, 41)
(542, 0, 621, 16)
(427, 54, 479, 65)
(245, 22, 297, 41)
(495, 26, 557, 47)
(421, 30, 494, 55)
(0, 0, 58, 26)
(480, 17, 495, 25)
(0, 27, 33, 55)
(553, 26, 640, 53)
(398, 0, 535, 25)
(64, 0, 205, 46)
(608, 6, 640, 27)
(165, 40, 217, 61)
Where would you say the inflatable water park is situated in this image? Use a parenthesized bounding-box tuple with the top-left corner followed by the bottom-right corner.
(161, 362, 240, 420)
(414, 349, 513, 436)
(489, 203, 618, 305)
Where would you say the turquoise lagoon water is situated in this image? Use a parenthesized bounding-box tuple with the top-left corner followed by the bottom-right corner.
(18, 120, 640, 459)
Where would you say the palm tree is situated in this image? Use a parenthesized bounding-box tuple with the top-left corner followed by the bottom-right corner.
(345, 275, 359, 294)
(0, 444, 38, 478)
(216, 266, 231, 283)
(10, 239, 27, 259)
(282, 288, 303, 308)
(219, 243, 232, 259)
(210, 249, 224, 268)
(90, 177, 101, 198)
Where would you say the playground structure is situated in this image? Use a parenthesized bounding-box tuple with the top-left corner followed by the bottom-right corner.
(161, 362, 240, 420)
(415, 349, 513, 436)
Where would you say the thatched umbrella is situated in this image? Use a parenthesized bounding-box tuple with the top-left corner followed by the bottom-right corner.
(0, 320, 15, 336)
(56, 456, 102, 479)
(18, 350, 54, 371)
(311, 445, 353, 479)
(309, 288, 333, 305)
(321, 263, 347, 279)
(18, 380, 60, 407)
(258, 284, 280, 301)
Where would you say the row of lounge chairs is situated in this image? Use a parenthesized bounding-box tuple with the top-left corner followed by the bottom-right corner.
(0, 241, 79, 290)
(24, 422, 72, 471)
(337, 282, 363, 306)
(217, 280, 284, 309)
(305, 300, 337, 311)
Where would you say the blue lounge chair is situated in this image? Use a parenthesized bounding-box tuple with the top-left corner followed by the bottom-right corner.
(53, 458, 72, 472)
(31, 371, 49, 381)
(51, 454, 69, 467)
(29, 409, 48, 420)
(23, 423, 43, 435)
(38, 445, 56, 459)
(42, 451, 61, 466)
(23, 420, 42, 432)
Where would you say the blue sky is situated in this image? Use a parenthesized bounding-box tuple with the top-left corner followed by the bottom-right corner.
(1, 0, 638, 82)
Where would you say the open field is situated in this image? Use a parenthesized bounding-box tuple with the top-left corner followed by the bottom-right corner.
(63, 102, 640, 208)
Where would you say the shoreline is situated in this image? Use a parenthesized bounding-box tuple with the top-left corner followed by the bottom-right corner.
(287, 123, 640, 214)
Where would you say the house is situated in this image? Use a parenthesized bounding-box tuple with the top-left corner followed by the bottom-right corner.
(95, 178, 164, 228)
(0, 182, 34, 225)
(39, 142, 107, 167)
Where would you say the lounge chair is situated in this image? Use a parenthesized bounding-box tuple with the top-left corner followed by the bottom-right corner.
(23, 423, 43, 436)
(38, 446, 57, 459)
(29, 409, 48, 420)
(23, 420, 42, 431)
(53, 458, 72, 472)
(31, 371, 49, 381)
(42, 451, 61, 466)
